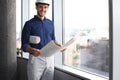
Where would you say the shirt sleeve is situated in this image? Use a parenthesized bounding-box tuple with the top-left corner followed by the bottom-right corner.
(21, 22, 31, 52)
(52, 24, 57, 43)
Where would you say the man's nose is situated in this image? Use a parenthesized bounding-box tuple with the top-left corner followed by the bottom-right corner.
(41, 7, 45, 11)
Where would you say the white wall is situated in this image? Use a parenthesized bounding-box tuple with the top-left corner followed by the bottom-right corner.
(113, 0, 120, 80)
(54, 0, 63, 65)
(21, 0, 29, 27)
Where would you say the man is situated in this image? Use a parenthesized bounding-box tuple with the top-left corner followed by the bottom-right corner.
(21, 0, 61, 80)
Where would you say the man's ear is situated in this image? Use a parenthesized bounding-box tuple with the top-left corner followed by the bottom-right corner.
(36, 6, 37, 10)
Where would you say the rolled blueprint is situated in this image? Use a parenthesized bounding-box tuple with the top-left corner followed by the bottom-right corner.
(29, 35, 40, 44)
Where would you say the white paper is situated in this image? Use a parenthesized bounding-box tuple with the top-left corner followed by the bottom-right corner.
(40, 38, 76, 57)
(62, 38, 76, 49)
(40, 41, 61, 57)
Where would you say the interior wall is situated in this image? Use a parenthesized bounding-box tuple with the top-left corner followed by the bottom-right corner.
(54, 0, 63, 66)
(0, 0, 17, 80)
(17, 57, 28, 80)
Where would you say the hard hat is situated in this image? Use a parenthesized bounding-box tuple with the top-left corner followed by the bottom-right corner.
(35, 0, 51, 5)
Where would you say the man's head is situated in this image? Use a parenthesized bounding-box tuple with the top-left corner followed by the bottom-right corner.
(35, 0, 50, 18)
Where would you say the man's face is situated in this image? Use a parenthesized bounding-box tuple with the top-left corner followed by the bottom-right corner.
(36, 4, 49, 17)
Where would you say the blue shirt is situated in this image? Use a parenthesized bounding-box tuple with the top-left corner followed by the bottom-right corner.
(21, 16, 56, 52)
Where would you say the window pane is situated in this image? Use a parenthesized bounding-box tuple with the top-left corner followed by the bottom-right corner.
(16, 0, 22, 57)
(63, 0, 109, 78)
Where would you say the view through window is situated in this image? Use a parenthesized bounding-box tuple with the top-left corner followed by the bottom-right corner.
(63, 0, 109, 78)
(16, 0, 22, 57)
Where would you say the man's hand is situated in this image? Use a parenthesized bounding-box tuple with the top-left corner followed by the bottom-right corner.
(55, 42, 67, 52)
(32, 49, 41, 57)
(25, 46, 41, 57)
(60, 48, 67, 52)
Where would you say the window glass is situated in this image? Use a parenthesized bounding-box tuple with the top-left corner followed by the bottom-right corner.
(63, 0, 109, 77)
(16, 0, 22, 57)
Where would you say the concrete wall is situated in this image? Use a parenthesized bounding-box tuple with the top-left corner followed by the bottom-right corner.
(0, 0, 17, 80)
(17, 57, 28, 80)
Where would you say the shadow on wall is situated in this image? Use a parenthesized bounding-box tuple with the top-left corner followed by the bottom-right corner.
(17, 57, 28, 80)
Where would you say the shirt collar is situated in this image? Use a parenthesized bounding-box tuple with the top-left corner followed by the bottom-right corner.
(34, 15, 47, 21)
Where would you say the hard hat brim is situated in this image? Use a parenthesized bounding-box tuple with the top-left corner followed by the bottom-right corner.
(35, 2, 50, 6)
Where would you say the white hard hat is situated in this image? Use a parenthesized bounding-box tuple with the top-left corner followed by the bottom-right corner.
(36, 0, 51, 5)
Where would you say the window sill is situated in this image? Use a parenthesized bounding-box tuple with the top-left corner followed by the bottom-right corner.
(55, 64, 109, 80)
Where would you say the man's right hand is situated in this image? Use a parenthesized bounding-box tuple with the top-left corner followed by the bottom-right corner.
(25, 46, 41, 57)
(32, 49, 41, 57)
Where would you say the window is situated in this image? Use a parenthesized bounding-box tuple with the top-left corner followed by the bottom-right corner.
(16, 0, 22, 57)
(63, 0, 109, 78)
